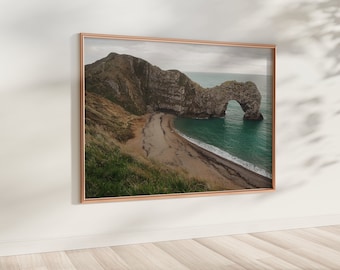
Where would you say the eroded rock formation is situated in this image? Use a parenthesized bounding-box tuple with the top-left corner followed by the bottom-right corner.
(85, 53, 263, 120)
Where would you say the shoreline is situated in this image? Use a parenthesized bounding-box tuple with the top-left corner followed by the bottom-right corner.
(124, 112, 272, 190)
(175, 129, 272, 179)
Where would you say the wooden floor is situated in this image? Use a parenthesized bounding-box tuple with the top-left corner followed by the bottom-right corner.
(1, 225, 340, 269)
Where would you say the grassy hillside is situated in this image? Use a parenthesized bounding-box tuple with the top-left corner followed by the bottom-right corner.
(85, 92, 209, 198)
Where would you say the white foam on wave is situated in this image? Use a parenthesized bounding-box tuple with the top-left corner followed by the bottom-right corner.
(175, 130, 272, 178)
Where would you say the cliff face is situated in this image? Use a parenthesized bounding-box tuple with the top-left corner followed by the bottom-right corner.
(85, 53, 263, 120)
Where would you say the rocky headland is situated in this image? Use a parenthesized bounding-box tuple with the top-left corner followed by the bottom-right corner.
(85, 53, 263, 120)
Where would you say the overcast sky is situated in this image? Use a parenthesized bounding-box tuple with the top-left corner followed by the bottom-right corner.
(83, 36, 273, 75)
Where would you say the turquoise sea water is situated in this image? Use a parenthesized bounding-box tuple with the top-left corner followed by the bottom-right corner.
(174, 72, 273, 177)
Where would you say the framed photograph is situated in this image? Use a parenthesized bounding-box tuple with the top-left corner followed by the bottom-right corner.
(80, 33, 276, 203)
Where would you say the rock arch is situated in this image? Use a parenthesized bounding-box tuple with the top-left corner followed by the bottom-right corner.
(85, 53, 264, 121)
(185, 81, 264, 120)
(224, 81, 264, 120)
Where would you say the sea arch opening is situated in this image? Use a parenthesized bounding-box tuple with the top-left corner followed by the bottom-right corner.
(224, 100, 244, 120)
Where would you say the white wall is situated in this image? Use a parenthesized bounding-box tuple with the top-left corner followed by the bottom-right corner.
(1, 0, 340, 256)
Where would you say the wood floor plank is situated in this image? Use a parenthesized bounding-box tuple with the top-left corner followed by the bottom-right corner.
(196, 235, 298, 270)
(156, 239, 245, 270)
(234, 233, 329, 269)
(66, 249, 105, 270)
(41, 251, 76, 270)
(292, 247, 340, 269)
(112, 242, 190, 270)
(2, 225, 340, 270)
(90, 247, 130, 270)
(289, 227, 340, 252)
(320, 225, 340, 235)
(251, 229, 340, 269)
(0, 256, 20, 270)
(15, 253, 48, 270)
(277, 229, 340, 268)
(229, 235, 302, 270)
(253, 229, 340, 257)
(256, 257, 302, 270)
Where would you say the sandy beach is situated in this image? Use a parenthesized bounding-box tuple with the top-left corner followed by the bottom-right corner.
(123, 112, 272, 191)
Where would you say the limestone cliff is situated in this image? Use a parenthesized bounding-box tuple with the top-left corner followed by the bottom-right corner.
(85, 53, 263, 120)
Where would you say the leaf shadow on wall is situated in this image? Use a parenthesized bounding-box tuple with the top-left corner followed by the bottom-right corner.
(274, 0, 340, 78)
(150, 0, 266, 42)
(269, 0, 340, 196)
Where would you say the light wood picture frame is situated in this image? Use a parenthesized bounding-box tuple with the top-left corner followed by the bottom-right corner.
(80, 33, 276, 203)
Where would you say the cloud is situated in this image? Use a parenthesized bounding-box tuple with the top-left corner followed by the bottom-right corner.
(83, 36, 273, 75)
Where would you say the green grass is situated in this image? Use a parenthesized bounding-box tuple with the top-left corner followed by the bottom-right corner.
(85, 140, 209, 198)
(84, 91, 209, 198)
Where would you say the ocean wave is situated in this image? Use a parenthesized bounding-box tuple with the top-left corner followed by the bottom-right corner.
(175, 129, 272, 178)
